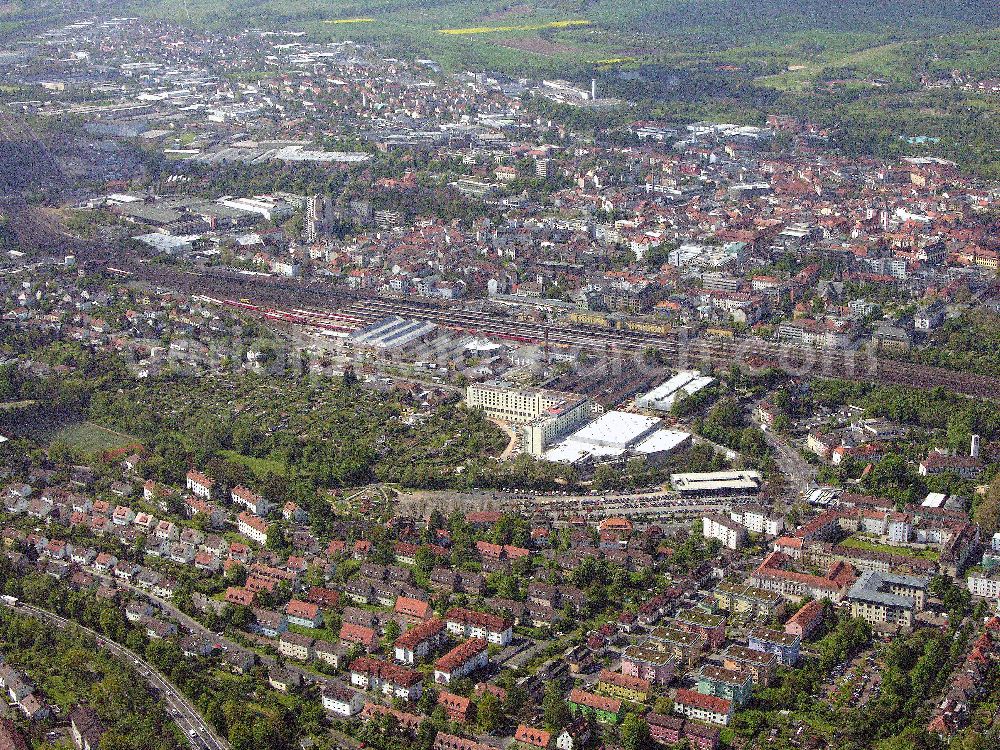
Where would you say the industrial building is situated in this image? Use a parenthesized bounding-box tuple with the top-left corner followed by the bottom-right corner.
(671, 471, 763, 498)
(349, 316, 438, 350)
(542, 411, 691, 465)
(635, 371, 717, 412)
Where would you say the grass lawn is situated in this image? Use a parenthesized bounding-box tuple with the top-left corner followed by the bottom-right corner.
(50, 420, 140, 456)
(288, 622, 342, 644)
(839, 534, 940, 561)
(218, 449, 288, 478)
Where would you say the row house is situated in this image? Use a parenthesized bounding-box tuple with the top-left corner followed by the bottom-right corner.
(721, 644, 777, 686)
(429, 568, 486, 596)
(304, 586, 340, 610)
(286, 599, 322, 629)
(444, 607, 513, 646)
(646, 712, 719, 750)
(567, 688, 622, 725)
(434, 638, 488, 684)
(475, 540, 530, 565)
(143, 616, 176, 640)
(437, 692, 473, 723)
(236, 512, 270, 546)
(394, 618, 446, 664)
(344, 577, 376, 605)
(349, 656, 424, 701)
(360, 562, 414, 584)
(648, 625, 707, 668)
(252, 608, 288, 638)
(620, 642, 676, 685)
(343, 606, 393, 633)
(596, 669, 651, 703)
(702, 515, 746, 550)
(434, 733, 495, 750)
(232, 486, 271, 516)
(394, 595, 433, 624)
(69, 705, 107, 750)
(748, 627, 801, 666)
(185, 470, 215, 501)
(514, 725, 553, 750)
(223, 586, 255, 607)
(185, 496, 225, 528)
(672, 688, 732, 726)
(750, 552, 855, 603)
(784, 600, 825, 639)
(673, 609, 726, 649)
(695, 665, 754, 707)
(315, 639, 348, 670)
(321, 684, 365, 717)
(526, 583, 586, 612)
(360, 703, 422, 734)
(712, 580, 784, 621)
(278, 632, 314, 661)
(340, 622, 379, 651)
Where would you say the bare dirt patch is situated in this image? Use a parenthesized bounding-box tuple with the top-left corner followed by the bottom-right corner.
(479, 4, 535, 23)
(498, 35, 577, 57)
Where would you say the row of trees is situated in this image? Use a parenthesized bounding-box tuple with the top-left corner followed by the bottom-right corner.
(0, 562, 310, 750)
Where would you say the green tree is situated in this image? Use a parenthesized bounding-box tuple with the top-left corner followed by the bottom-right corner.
(620, 713, 649, 750)
(542, 683, 570, 731)
(476, 690, 503, 733)
(266, 520, 289, 552)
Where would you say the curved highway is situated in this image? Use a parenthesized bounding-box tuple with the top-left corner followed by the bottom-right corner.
(0, 599, 229, 750)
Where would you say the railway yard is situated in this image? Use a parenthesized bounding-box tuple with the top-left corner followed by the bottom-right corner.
(97, 256, 1000, 401)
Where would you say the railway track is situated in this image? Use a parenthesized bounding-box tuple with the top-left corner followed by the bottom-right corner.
(98, 258, 1000, 400)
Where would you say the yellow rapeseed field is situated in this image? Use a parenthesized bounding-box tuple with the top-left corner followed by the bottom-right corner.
(323, 18, 376, 25)
(437, 20, 591, 35)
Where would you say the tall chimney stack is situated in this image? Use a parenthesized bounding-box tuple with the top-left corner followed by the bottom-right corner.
(971, 434, 981, 459)
(591, 78, 597, 100)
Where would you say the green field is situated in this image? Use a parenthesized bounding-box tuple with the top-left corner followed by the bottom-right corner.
(218, 449, 289, 478)
(49, 420, 140, 455)
(839, 534, 940, 561)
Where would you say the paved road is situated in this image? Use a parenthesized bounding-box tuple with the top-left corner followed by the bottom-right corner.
(760, 424, 816, 496)
(0, 600, 229, 750)
(85, 568, 328, 687)
(746, 397, 816, 498)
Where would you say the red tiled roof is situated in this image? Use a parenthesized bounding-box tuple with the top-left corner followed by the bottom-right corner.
(674, 688, 732, 715)
(514, 725, 551, 748)
(395, 618, 445, 649)
(435, 638, 487, 672)
(286, 599, 319, 619)
(395, 596, 432, 620)
(568, 688, 621, 714)
(445, 607, 512, 633)
(350, 656, 422, 687)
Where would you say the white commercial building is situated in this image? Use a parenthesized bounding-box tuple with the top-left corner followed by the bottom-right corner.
(672, 471, 763, 498)
(543, 411, 687, 464)
(219, 195, 295, 222)
(635, 371, 716, 412)
(466, 382, 586, 424)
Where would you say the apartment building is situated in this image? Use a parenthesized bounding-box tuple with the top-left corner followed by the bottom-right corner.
(434, 639, 488, 684)
(847, 571, 929, 630)
(702, 514, 746, 550)
(444, 607, 513, 646)
(673, 689, 733, 726)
